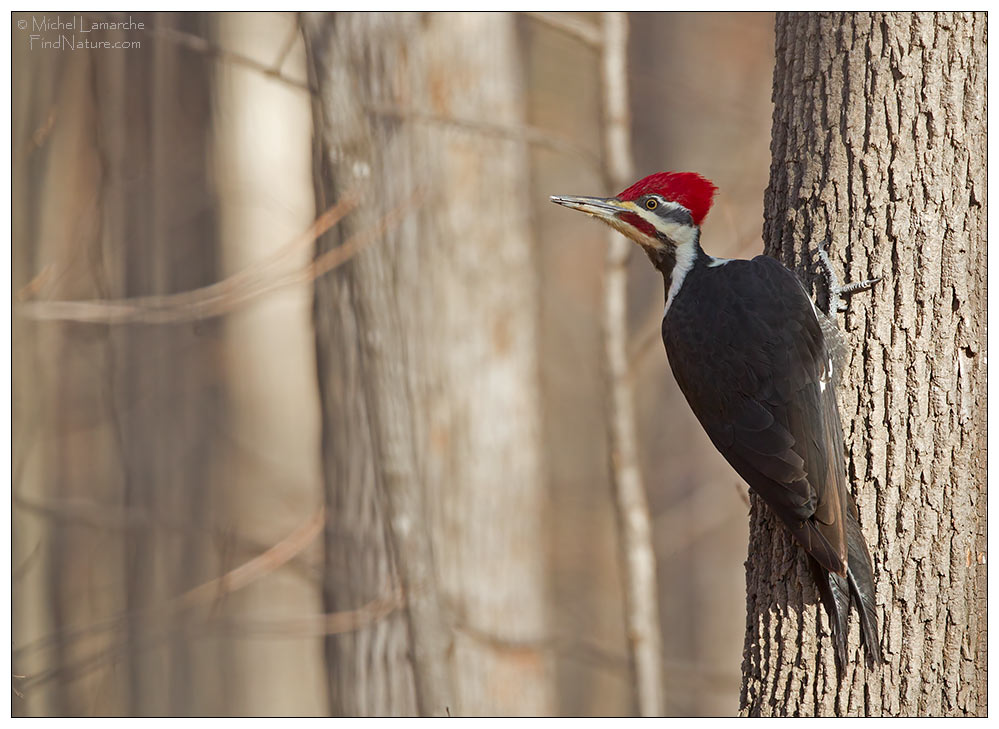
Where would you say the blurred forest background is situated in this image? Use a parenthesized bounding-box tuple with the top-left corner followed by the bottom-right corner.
(12, 11, 776, 716)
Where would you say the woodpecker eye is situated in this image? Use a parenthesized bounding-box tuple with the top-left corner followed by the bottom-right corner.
(645, 198, 658, 210)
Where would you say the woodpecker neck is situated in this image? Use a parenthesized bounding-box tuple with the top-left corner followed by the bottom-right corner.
(647, 231, 704, 315)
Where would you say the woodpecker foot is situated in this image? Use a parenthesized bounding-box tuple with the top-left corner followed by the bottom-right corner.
(816, 242, 880, 317)
(837, 277, 882, 299)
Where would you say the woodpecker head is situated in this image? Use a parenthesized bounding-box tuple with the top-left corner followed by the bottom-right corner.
(550, 172, 718, 265)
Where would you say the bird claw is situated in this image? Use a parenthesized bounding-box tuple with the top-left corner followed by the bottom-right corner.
(834, 277, 882, 311)
(839, 276, 882, 295)
(816, 244, 880, 317)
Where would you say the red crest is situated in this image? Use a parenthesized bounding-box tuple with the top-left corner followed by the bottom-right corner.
(617, 172, 718, 226)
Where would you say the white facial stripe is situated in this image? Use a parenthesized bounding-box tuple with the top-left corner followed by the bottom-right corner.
(632, 205, 698, 248)
(648, 199, 688, 216)
(664, 237, 699, 316)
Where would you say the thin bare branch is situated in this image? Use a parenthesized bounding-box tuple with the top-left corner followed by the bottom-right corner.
(271, 18, 303, 73)
(147, 25, 315, 93)
(12, 507, 325, 661)
(363, 102, 601, 170)
(179, 507, 324, 608)
(16, 263, 56, 301)
(12, 489, 323, 585)
(599, 11, 667, 717)
(12, 540, 41, 583)
(15, 488, 208, 533)
(453, 620, 558, 656)
(301, 188, 424, 284)
(15, 587, 403, 693)
(16, 195, 353, 322)
(214, 589, 405, 638)
(76, 13, 314, 93)
(16, 189, 419, 325)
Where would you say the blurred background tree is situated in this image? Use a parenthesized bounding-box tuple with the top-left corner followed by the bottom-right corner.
(18, 11, 979, 719)
(302, 12, 552, 716)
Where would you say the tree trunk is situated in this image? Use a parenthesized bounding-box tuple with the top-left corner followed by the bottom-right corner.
(521, 14, 631, 716)
(213, 13, 328, 716)
(303, 12, 554, 717)
(598, 12, 666, 717)
(741, 12, 986, 716)
(100, 15, 224, 715)
(12, 12, 228, 715)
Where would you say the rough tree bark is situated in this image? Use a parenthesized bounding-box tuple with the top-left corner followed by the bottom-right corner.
(741, 12, 986, 716)
(303, 12, 554, 717)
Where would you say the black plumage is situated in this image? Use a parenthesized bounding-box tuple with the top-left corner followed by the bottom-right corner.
(663, 251, 881, 668)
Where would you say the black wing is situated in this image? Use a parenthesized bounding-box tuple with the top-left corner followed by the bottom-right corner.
(663, 255, 848, 576)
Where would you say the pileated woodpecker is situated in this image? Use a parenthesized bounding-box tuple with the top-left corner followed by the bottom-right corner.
(551, 172, 881, 669)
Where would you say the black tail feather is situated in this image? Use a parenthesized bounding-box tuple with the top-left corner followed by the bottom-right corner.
(808, 511, 882, 672)
(808, 556, 849, 669)
(845, 510, 882, 666)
